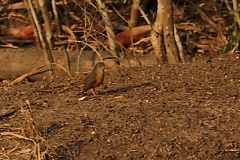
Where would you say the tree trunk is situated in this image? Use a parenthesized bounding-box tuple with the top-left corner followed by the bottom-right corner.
(162, 0, 179, 64)
(151, 0, 180, 64)
(129, 0, 141, 28)
(151, 15, 166, 64)
(151, 0, 166, 64)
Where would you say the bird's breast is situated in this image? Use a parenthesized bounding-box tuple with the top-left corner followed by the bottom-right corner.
(92, 71, 104, 88)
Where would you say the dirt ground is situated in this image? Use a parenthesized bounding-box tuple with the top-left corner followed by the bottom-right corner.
(1, 54, 240, 160)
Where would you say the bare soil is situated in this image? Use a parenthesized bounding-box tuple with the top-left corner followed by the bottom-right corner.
(1, 54, 240, 160)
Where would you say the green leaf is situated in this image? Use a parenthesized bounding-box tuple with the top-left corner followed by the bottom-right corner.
(222, 46, 227, 54)
(49, 11, 53, 20)
(212, 0, 217, 7)
(123, 0, 132, 4)
(231, 35, 240, 45)
(232, 31, 237, 37)
(200, 26, 205, 32)
(230, 10, 235, 15)
(199, 3, 206, 7)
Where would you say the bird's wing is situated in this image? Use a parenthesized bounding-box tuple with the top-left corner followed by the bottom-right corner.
(78, 76, 87, 87)
(82, 72, 97, 91)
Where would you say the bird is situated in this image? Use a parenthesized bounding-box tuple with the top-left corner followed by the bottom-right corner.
(79, 62, 105, 95)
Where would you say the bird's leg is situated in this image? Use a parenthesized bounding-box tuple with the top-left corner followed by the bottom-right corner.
(82, 91, 86, 96)
(91, 88, 97, 96)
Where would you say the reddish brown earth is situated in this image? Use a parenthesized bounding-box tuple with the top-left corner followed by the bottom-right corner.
(1, 54, 240, 160)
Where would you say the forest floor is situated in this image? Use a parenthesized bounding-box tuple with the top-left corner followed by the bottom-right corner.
(1, 53, 240, 160)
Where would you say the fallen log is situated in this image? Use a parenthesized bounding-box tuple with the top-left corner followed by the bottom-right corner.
(0, 49, 158, 81)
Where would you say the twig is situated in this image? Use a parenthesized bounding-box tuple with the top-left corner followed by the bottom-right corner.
(0, 44, 18, 49)
(188, 1, 228, 47)
(174, 24, 185, 63)
(1, 132, 37, 149)
(173, 142, 183, 151)
(37, 143, 40, 160)
(132, 0, 151, 25)
(96, 0, 120, 62)
(110, 3, 128, 23)
(75, 40, 103, 60)
(0, 108, 19, 120)
(0, 143, 20, 157)
(54, 37, 72, 77)
(10, 65, 46, 85)
(221, 149, 240, 152)
(76, 3, 94, 75)
(10, 63, 71, 85)
(149, 141, 160, 160)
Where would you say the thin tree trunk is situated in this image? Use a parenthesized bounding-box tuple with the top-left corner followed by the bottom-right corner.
(96, 0, 120, 63)
(27, 7, 41, 48)
(24, 0, 54, 75)
(174, 24, 185, 62)
(129, 0, 141, 28)
(151, 21, 166, 64)
(39, 0, 54, 49)
(52, 0, 61, 35)
(162, 0, 179, 64)
(151, 0, 167, 64)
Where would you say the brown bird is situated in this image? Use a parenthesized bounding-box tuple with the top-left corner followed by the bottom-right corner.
(79, 62, 105, 95)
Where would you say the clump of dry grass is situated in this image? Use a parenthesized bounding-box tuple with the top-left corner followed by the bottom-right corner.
(0, 101, 54, 160)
